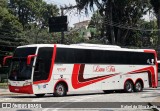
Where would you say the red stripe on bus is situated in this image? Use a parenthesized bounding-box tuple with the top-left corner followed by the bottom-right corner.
(33, 44, 57, 84)
(71, 64, 119, 89)
(9, 85, 33, 94)
(127, 66, 156, 88)
(144, 50, 158, 87)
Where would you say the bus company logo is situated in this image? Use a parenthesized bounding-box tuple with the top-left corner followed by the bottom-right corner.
(93, 65, 105, 72)
(93, 65, 116, 72)
(57, 68, 66, 72)
(106, 66, 116, 72)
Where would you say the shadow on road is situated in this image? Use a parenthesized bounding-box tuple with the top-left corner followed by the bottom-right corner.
(1, 88, 159, 98)
(0, 90, 136, 98)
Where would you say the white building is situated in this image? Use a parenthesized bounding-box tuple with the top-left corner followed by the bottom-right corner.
(73, 20, 91, 39)
(73, 20, 90, 29)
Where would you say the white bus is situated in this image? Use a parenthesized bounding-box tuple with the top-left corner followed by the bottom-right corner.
(3, 43, 158, 97)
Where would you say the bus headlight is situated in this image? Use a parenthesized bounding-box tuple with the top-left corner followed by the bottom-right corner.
(23, 82, 32, 86)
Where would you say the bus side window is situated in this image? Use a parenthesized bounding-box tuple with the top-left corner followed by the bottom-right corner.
(33, 47, 53, 81)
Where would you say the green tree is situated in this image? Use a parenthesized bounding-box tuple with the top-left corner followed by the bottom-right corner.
(24, 25, 61, 44)
(65, 31, 85, 44)
(9, 0, 59, 30)
(111, 0, 150, 45)
(7, 0, 59, 45)
(150, 0, 160, 48)
(0, 6, 27, 66)
(0, 0, 59, 67)
(41, 3, 59, 27)
(0, 0, 7, 8)
(124, 20, 157, 47)
(89, 11, 103, 36)
(76, 0, 151, 46)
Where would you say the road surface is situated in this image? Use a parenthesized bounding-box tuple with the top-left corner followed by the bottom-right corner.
(0, 87, 159, 111)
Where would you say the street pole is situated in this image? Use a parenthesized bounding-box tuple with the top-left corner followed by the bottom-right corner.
(60, 5, 77, 44)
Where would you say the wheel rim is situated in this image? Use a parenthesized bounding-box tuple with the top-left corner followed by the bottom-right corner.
(136, 82, 142, 91)
(56, 85, 64, 96)
(126, 82, 132, 92)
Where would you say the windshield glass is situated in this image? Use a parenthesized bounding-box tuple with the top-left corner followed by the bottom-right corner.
(9, 47, 36, 81)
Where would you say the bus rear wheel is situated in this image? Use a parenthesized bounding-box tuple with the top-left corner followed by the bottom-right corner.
(35, 94, 45, 97)
(54, 83, 67, 97)
(134, 81, 143, 92)
(124, 81, 133, 93)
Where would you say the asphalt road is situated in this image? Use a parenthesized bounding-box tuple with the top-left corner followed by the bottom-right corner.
(0, 87, 160, 111)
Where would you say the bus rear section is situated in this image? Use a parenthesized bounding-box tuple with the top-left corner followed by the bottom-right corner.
(52, 46, 158, 96)
(4, 44, 158, 97)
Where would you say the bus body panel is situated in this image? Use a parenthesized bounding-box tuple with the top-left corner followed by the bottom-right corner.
(7, 44, 158, 95)
(32, 64, 153, 94)
(32, 81, 54, 94)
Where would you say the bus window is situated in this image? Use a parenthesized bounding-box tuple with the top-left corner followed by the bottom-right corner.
(33, 47, 53, 81)
(9, 47, 36, 81)
(55, 48, 75, 63)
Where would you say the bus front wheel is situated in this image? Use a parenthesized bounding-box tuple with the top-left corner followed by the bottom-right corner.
(54, 83, 67, 97)
(124, 81, 133, 93)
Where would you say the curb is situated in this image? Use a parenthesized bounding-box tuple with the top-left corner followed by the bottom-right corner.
(0, 92, 23, 96)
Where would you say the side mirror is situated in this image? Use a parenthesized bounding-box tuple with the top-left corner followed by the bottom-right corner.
(3, 56, 13, 66)
(27, 55, 37, 65)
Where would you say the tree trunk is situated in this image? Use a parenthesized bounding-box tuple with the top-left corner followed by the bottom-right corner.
(117, 28, 121, 45)
(157, 8, 160, 59)
(109, 0, 115, 45)
(157, 8, 160, 47)
(122, 29, 129, 45)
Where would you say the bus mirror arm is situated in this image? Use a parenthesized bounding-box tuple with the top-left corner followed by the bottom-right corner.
(3, 56, 13, 66)
(27, 55, 37, 65)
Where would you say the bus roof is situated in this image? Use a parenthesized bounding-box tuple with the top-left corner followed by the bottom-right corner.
(70, 43, 121, 49)
(17, 44, 155, 52)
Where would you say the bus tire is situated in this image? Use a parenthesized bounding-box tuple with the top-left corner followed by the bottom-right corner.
(35, 94, 45, 97)
(134, 81, 143, 92)
(124, 81, 133, 93)
(54, 83, 67, 97)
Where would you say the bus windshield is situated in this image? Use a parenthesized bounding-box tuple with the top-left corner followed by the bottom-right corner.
(9, 58, 32, 81)
(9, 47, 37, 81)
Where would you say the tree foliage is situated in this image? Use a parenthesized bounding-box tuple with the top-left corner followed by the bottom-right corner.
(89, 10, 158, 47)
(9, 0, 59, 30)
(150, 0, 160, 14)
(0, 0, 59, 67)
(0, 4, 26, 65)
(76, 0, 152, 46)
(150, 0, 160, 49)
